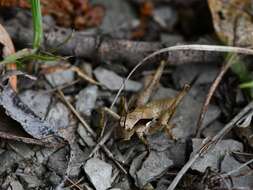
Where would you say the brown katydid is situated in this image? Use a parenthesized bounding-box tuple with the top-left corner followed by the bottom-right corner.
(120, 84, 190, 143)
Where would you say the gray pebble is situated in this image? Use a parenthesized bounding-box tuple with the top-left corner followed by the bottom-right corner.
(76, 86, 98, 116)
(84, 158, 112, 190)
(46, 69, 75, 87)
(136, 151, 173, 187)
(94, 67, 142, 91)
(46, 102, 70, 130)
(77, 124, 96, 147)
(153, 6, 177, 30)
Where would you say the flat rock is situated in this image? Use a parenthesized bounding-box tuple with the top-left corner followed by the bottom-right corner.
(0, 150, 22, 175)
(202, 121, 233, 139)
(187, 85, 212, 102)
(172, 63, 219, 88)
(8, 180, 24, 190)
(76, 86, 98, 116)
(152, 87, 220, 140)
(84, 158, 112, 190)
(66, 142, 89, 177)
(47, 146, 69, 176)
(91, 0, 136, 38)
(147, 133, 186, 167)
(2, 176, 15, 189)
(133, 151, 173, 188)
(19, 90, 71, 137)
(191, 139, 243, 172)
(48, 172, 62, 186)
(94, 67, 142, 91)
(19, 90, 51, 119)
(8, 142, 34, 159)
(220, 154, 253, 188)
(77, 123, 96, 147)
(46, 102, 70, 130)
(46, 69, 75, 87)
(147, 132, 177, 151)
(153, 6, 177, 30)
(33, 165, 47, 178)
(35, 148, 56, 164)
(18, 174, 42, 189)
(129, 151, 148, 180)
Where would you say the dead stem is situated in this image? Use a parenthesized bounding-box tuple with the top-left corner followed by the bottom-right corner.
(196, 54, 238, 137)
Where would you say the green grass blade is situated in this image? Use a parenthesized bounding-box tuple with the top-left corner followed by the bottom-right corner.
(30, 0, 43, 49)
(240, 81, 253, 89)
(0, 49, 37, 65)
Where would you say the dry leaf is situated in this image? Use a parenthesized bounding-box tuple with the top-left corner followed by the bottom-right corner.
(0, 0, 28, 7)
(208, 0, 253, 46)
(0, 0, 105, 30)
(0, 23, 17, 90)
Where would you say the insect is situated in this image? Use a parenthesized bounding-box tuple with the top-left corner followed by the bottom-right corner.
(120, 84, 190, 143)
